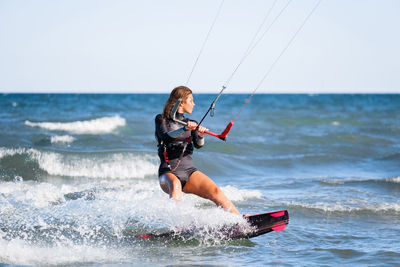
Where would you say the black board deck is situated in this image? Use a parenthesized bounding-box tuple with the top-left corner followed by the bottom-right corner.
(137, 209, 289, 240)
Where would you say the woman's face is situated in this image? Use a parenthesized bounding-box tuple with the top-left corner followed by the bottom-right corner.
(180, 94, 195, 114)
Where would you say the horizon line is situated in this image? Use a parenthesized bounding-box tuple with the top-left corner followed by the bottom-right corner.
(2, 91, 399, 95)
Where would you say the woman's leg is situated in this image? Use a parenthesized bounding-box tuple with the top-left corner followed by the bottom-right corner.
(159, 173, 183, 200)
(183, 171, 241, 215)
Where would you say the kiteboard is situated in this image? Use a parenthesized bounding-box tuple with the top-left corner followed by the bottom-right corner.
(137, 209, 289, 240)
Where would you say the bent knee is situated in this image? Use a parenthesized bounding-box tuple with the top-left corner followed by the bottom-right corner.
(212, 186, 221, 195)
(172, 178, 182, 188)
(209, 185, 225, 201)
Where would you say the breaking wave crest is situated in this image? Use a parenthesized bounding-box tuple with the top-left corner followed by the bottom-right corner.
(220, 185, 263, 201)
(0, 147, 158, 180)
(0, 240, 125, 267)
(25, 115, 126, 134)
(50, 135, 76, 144)
(0, 178, 252, 265)
(320, 176, 400, 185)
(386, 176, 400, 183)
(288, 201, 400, 214)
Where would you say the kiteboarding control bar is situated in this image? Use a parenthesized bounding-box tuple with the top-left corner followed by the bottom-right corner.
(170, 98, 233, 141)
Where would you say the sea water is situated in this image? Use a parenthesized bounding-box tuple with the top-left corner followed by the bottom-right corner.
(0, 94, 399, 266)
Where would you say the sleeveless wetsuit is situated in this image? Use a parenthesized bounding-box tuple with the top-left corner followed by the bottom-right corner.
(155, 113, 204, 188)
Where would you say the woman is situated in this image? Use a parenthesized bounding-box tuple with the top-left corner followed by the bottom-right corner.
(155, 86, 240, 215)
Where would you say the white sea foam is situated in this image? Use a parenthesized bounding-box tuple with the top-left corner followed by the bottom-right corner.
(320, 179, 345, 185)
(24, 115, 126, 134)
(36, 152, 158, 179)
(0, 180, 145, 264)
(321, 176, 400, 185)
(320, 177, 361, 185)
(0, 147, 158, 179)
(1, 146, 262, 265)
(386, 176, 400, 183)
(0, 147, 27, 159)
(0, 178, 250, 265)
(0, 239, 124, 266)
(288, 201, 400, 213)
(0, 181, 65, 208)
(220, 185, 263, 202)
(50, 135, 76, 144)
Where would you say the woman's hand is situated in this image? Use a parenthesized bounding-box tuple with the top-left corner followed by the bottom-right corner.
(196, 126, 208, 138)
(185, 121, 197, 131)
(185, 121, 208, 138)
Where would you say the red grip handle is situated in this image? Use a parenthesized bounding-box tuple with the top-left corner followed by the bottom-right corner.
(200, 121, 233, 141)
(204, 130, 219, 137)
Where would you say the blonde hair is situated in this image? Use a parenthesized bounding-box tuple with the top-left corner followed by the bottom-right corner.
(163, 86, 193, 119)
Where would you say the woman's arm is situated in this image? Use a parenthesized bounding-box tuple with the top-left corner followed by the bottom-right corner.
(188, 120, 205, 149)
(155, 114, 186, 142)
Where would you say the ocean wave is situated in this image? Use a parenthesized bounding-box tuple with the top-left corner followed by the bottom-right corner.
(50, 135, 76, 144)
(379, 153, 400, 161)
(320, 176, 400, 185)
(0, 181, 65, 208)
(287, 201, 400, 214)
(386, 177, 400, 183)
(0, 147, 158, 179)
(0, 240, 124, 266)
(220, 185, 263, 202)
(0, 178, 249, 264)
(37, 152, 158, 179)
(0, 147, 24, 159)
(24, 115, 126, 134)
(182, 185, 263, 207)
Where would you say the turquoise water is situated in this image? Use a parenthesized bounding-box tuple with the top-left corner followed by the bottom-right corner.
(1, 94, 399, 266)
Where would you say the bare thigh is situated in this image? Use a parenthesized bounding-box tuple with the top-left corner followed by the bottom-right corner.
(183, 171, 219, 200)
(183, 171, 240, 215)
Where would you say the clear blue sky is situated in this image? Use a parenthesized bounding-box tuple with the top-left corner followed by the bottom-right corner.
(1, 0, 399, 93)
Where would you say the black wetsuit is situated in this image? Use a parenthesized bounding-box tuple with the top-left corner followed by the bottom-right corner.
(155, 113, 204, 188)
